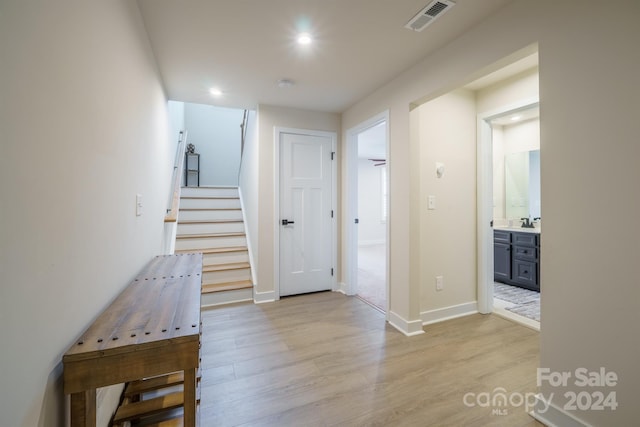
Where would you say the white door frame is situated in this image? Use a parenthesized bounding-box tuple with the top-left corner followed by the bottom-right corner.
(476, 98, 539, 314)
(274, 127, 338, 299)
(345, 111, 390, 316)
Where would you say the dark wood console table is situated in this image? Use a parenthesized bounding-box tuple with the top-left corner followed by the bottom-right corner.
(63, 254, 202, 426)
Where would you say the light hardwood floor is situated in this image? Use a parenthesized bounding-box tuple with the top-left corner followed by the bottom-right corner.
(200, 291, 543, 426)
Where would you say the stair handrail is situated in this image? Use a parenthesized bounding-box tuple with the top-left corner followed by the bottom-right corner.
(237, 110, 249, 183)
(240, 109, 248, 156)
(164, 130, 188, 223)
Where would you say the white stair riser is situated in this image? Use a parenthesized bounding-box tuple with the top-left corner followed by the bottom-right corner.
(203, 268, 252, 284)
(177, 222, 245, 235)
(175, 235, 247, 251)
(202, 251, 249, 266)
(181, 187, 239, 198)
(178, 209, 243, 221)
(201, 288, 253, 307)
(180, 198, 241, 209)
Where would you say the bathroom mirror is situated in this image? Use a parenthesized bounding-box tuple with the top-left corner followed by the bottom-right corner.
(505, 149, 540, 220)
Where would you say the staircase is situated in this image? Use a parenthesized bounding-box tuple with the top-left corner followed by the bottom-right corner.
(175, 187, 253, 307)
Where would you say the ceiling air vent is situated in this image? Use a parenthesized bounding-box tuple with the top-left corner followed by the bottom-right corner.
(405, 0, 456, 32)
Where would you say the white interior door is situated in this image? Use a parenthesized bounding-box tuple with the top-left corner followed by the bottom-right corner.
(280, 131, 333, 296)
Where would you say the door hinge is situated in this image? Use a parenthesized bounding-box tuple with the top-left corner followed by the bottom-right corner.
(331, 151, 335, 160)
(331, 210, 334, 218)
(331, 268, 334, 276)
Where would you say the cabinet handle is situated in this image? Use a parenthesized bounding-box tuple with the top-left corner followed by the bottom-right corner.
(523, 270, 528, 274)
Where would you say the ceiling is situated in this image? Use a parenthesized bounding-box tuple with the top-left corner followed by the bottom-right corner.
(137, 0, 513, 113)
(490, 106, 539, 126)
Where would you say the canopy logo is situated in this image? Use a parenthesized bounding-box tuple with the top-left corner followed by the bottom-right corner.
(462, 367, 619, 417)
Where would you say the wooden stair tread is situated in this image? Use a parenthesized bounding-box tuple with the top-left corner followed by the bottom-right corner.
(175, 246, 248, 255)
(179, 208, 241, 211)
(113, 391, 184, 423)
(181, 186, 237, 189)
(176, 232, 245, 239)
(202, 280, 253, 293)
(180, 196, 239, 200)
(177, 219, 243, 224)
(125, 372, 184, 397)
(203, 262, 250, 272)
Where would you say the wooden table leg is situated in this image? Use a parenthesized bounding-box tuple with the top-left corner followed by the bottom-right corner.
(70, 389, 96, 427)
(184, 368, 197, 426)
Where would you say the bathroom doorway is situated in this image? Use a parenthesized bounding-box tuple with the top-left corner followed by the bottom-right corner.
(472, 52, 542, 329)
(487, 104, 541, 329)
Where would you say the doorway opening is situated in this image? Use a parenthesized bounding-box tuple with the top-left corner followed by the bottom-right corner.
(473, 52, 541, 330)
(346, 113, 389, 313)
(485, 104, 541, 329)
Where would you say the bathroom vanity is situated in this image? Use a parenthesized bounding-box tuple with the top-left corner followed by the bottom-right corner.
(494, 227, 540, 292)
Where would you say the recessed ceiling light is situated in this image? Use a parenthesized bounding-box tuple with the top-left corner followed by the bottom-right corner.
(277, 79, 295, 88)
(297, 33, 312, 45)
(209, 87, 222, 97)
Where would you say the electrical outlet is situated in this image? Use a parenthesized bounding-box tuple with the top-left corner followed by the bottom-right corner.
(436, 275, 443, 291)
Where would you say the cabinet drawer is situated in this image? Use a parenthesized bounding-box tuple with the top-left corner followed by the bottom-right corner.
(494, 230, 511, 244)
(512, 259, 538, 288)
(512, 232, 538, 247)
(513, 245, 537, 262)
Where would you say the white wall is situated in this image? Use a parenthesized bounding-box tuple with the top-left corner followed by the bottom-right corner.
(184, 103, 243, 186)
(0, 1, 173, 426)
(492, 126, 506, 219)
(476, 67, 539, 114)
(167, 100, 185, 147)
(502, 119, 540, 154)
(342, 0, 640, 424)
(413, 90, 477, 312)
(238, 110, 259, 286)
(255, 105, 340, 300)
(357, 159, 386, 245)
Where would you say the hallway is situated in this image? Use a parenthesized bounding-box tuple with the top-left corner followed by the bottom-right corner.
(199, 292, 542, 426)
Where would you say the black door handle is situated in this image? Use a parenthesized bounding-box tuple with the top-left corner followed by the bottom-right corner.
(282, 219, 295, 225)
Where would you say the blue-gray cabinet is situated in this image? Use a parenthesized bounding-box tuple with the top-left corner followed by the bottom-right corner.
(493, 229, 540, 292)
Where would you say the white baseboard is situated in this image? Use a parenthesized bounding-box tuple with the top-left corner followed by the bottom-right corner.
(254, 289, 276, 304)
(388, 310, 425, 336)
(531, 394, 591, 427)
(421, 301, 478, 326)
(334, 282, 348, 294)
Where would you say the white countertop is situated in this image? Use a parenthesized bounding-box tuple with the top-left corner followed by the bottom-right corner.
(494, 226, 541, 234)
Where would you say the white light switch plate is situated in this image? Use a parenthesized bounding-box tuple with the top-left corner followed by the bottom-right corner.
(428, 195, 436, 210)
(136, 194, 142, 216)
